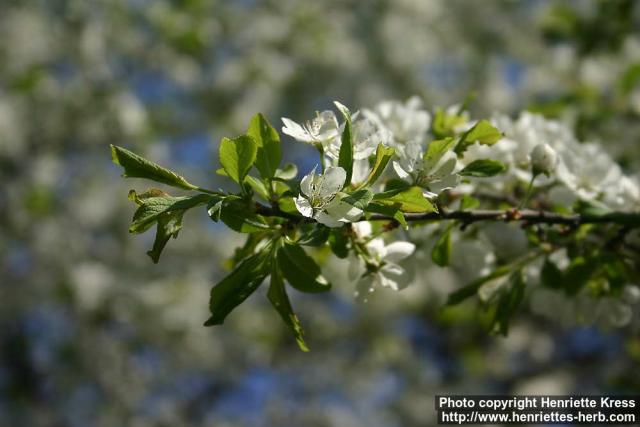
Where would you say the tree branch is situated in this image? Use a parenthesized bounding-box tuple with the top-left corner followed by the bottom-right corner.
(254, 204, 640, 228)
(367, 209, 640, 227)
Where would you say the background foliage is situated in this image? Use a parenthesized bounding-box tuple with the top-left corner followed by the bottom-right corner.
(1, 0, 640, 426)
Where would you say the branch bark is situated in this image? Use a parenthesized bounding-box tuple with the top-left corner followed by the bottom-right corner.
(368, 209, 640, 227)
(255, 204, 640, 228)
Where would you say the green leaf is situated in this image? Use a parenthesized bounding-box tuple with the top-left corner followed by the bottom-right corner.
(431, 108, 468, 139)
(384, 179, 411, 192)
(456, 120, 502, 155)
(564, 255, 599, 295)
(128, 190, 212, 263)
(360, 144, 395, 188)
(328, 227, 350, 258)
(342, 189, 373, 210)
(217, 200, 271, 233)
(365, 203, 408, 229)
(619, 63, 640, 94)
(278, 243, 331, 293)
(373, 186, 437, 213)
(146, 213, 183, 264)
(540, 258, 563, 289)
(268, 262, 309, 352)
(423, 137, 457, 169)
(275, 163, 298, 180)
(336, 104, 353, 188)
(298, 224, 330, 247)
(278, 196, 298, 214)
(446, 266, 511, 305)
(228, 233, 270, 269)
(219, 135, 258, 184)
(111, 145, 197, 190)
(459, 159, 506, 177)
(204, 250, 270, 326)
(244, 175, 270, 201)
(129, 192, 211, 233)
(431, 224, 452, 266)
(492, 270, 526, 336)
(462, 120, 502, 145)
(247, 113, 281, 179)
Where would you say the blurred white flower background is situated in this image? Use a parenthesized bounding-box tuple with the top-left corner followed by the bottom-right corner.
(1, 1, 640, 426)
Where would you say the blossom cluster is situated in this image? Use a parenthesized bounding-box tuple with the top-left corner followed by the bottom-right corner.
(285, 98, 640, 221)
(281, 96, 640, 326)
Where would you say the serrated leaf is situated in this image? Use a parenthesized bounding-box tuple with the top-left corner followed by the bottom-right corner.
(127, 191, 212, 263)
(342, 189, 373, 210)
(204, 250, 270, 326)
(373, 186, 437, 213)
(360, 144, 395, 188)
(247, 113, 281, 179)
(268, 263, 309, 352)
(146, 213, 183, 263)
(431, 224, 452, 266)
(111, 145, 197, 190)
(459, 159, 506, 177)
(336, 104, 353, 188)
(219, 135, 257, 184)
(217, 200, 271, 233)
(129, 192, 211, 233)
(278, 243, 331, 293)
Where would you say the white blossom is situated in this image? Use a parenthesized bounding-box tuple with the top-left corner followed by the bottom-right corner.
(349, 222, 416, 301)
(393, 141, 460, 197)
(294, 166, 363, 227)
(325, 112, 392, 183)
(366, 96, 431, 147)
(281, 110, 340, 146)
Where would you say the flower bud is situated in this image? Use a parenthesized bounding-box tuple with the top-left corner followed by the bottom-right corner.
(531, 143, 557, 176)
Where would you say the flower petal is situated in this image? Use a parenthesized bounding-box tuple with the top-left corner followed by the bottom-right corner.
(392, 160, 411, 179)
(352, 221, 372, 238)
(299, 167, 317, 197)
(384, 241, 416, 263)
(315, 211, 343, 228)
(282, 117, 314, 143)
(351, 158, 370, 184)
(379, 264, 410, 291)
(325, 199, 363, 222)
(432, 152, 457, 178)
(318, 166, 346, 196)
(294, 196, 313, 218)
(429, 173, 460, 193)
